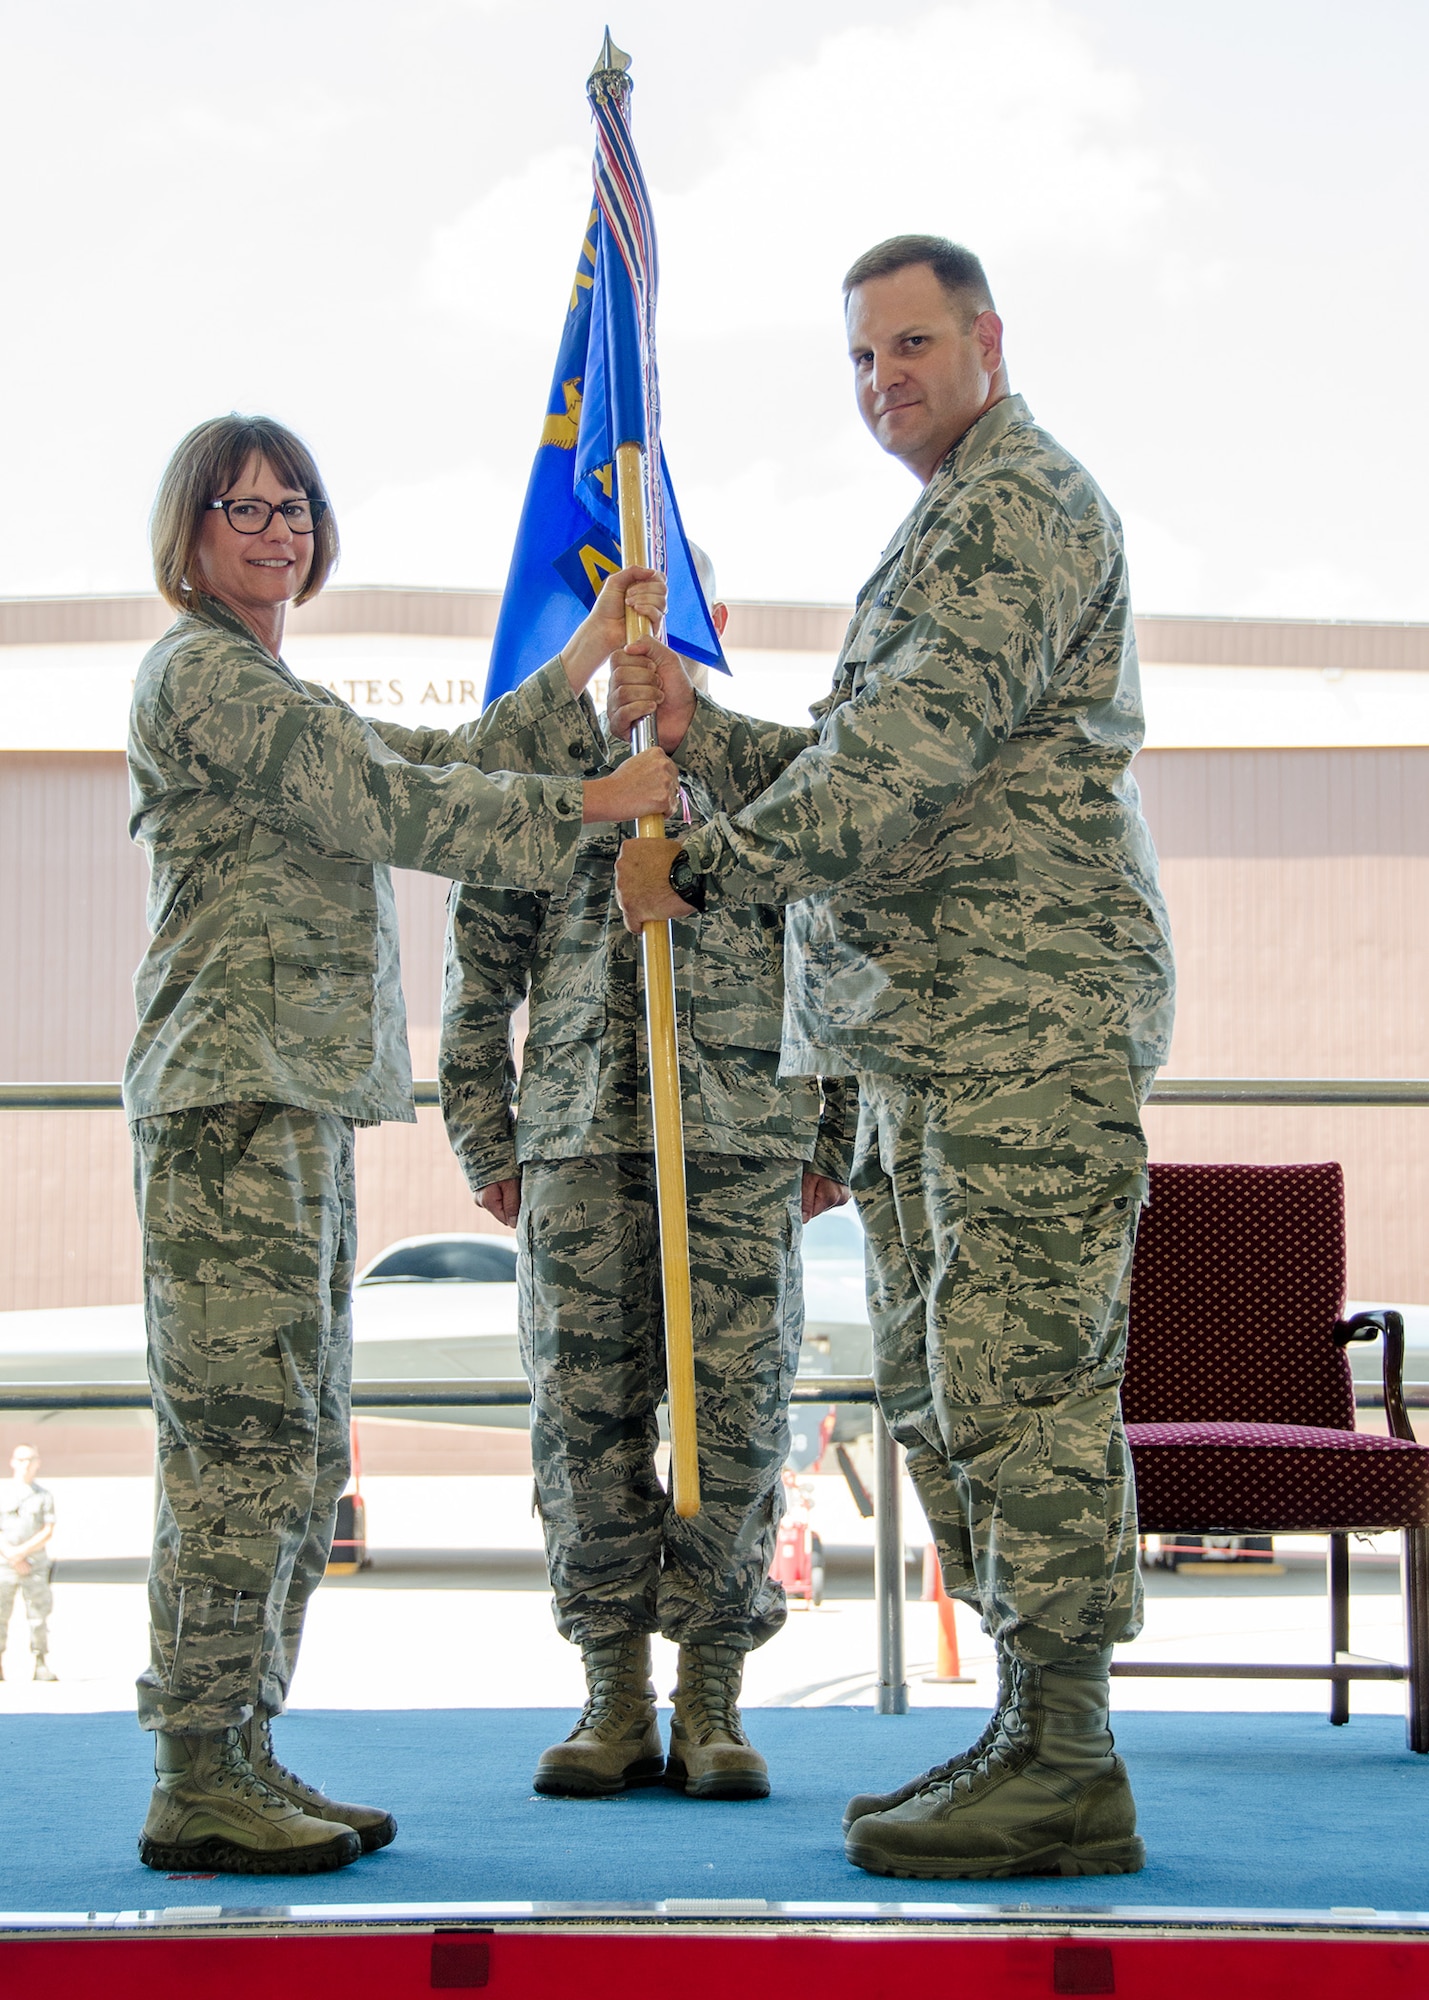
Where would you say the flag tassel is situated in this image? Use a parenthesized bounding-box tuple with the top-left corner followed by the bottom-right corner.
(616, 440, 700, 1520)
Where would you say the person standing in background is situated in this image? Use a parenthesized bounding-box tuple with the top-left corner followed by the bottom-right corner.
(0, 1445, 57, 1682)
(442, 552, 853, 1803)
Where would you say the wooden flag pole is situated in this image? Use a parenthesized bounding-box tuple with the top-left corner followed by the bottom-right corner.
(616, 439, 700, 1520)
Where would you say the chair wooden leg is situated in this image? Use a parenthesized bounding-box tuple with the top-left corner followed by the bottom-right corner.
(1328, 1532, 1350, 1726)
(1403, 1525, 1429, 1753)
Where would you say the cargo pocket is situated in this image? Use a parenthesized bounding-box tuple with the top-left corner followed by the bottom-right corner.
(952, 1150, 1146, 1406)
(199, 1283, 313, 1444)
(267, 917, 375, 1058)
(174, 1525, 284, 1596)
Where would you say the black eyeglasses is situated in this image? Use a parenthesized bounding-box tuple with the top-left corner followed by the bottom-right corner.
(208, 497, 328, 535)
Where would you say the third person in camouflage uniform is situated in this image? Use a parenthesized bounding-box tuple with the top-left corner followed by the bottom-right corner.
(613, 238, 1175, 1878)
(442, 560, 853, 1802)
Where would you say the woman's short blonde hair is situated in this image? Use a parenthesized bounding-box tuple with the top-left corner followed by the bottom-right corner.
(151, 414, 339, 612)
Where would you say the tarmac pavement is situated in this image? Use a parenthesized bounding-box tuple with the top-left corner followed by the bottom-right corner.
(0, 1472, 1412, 1727)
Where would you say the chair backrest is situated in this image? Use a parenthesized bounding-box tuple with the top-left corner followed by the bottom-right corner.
(1122, 1161, 1355, 1429)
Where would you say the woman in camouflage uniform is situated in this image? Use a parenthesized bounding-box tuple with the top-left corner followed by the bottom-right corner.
(127, 414, 674, 1875)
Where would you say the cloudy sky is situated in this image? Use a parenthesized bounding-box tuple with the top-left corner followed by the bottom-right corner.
(2, 0, 1425, 618)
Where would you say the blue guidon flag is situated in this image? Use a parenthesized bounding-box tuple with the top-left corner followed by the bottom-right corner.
(482, 33, 726, 707)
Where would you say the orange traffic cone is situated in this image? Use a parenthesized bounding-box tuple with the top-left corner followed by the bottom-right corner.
(921, 1542, 975, 1684)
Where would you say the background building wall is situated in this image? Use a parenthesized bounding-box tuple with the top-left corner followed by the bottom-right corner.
(0, 750, 485, 1307)
(3, 665, 1428, 1312)
(1136, 748, 1429, 1305)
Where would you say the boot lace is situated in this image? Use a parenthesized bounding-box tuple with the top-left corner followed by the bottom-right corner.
(209, 1729, 296, 1812)
(679, 1653, 748, 1745)
(574, 1643, 652, 1736)
(903, 1713, 1003, 1794)
(931, 1679, 1038, 1800)
(250, 1716, 324, 1802)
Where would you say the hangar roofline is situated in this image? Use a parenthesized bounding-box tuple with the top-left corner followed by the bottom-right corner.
(0, 587, 1427, 671)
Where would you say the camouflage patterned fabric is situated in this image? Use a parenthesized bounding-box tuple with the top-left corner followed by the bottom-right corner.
(0, 1562, 53, 1659)
(125, 601, 591, 1124)
(520, 1153, 804, 1649)
(441, 672, 853, 1178)
(0, 1476, 56, 1657)
(672, 395, 1175, 1081)
(125, 610, 614, 1736)
(131, 1102, 354, 1733)
(441, 668, 853, 1651)
(659, 396, 1174, 1666)
(854, 1059, 1154, 1667)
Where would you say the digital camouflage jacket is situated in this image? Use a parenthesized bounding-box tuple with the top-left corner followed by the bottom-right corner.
(125, 598, 588, 1124)
(440, 664, 855, 1188)
(676, 395, 1175, 1078)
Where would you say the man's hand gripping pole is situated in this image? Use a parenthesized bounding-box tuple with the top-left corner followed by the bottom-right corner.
(616, 440, 700, 1519)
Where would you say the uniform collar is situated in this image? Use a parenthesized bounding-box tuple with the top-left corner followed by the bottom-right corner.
(188, 593, 292, 667)
(877, 393, 1034, 568)
(941, 390, 1032, 485)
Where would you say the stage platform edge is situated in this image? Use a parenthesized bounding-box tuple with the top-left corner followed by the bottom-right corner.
(4, 1900, 1429, 2000)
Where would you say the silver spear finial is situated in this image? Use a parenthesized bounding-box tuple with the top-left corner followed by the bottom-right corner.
(587, 28, 633, 104)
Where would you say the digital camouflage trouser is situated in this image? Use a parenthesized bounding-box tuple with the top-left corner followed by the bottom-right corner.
(852, 1059, 1153, 1669)
(0, 1559, 52, 1657)
(130, 1102, 355, 1733)
(520, 1152, 805, 1651)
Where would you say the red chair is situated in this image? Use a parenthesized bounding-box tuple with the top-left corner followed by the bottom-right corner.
(1116, 1161, 1429, 1751)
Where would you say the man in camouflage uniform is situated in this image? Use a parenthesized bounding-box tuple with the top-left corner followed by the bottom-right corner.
(128, 411, 676, 1875)
(613, 238, 1175, 1877)
(441, 567, 853, 1801)
(0, 1445, 57, 1681)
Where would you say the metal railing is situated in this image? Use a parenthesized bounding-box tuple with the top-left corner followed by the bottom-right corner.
(2, 1076, 1425, 1715)
(6, 1078, 1428, 1114)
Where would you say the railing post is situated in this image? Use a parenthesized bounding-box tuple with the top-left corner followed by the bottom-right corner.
(872, 1405, 908, 1715)
(1328, 1531, 1351, 1726)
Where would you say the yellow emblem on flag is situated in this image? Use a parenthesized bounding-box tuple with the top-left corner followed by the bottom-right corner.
(576, 544, 621, 594)
(540, 378, 582, 451)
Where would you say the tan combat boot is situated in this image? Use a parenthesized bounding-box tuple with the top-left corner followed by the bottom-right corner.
(243, 1708, 397, 1853)
(667, 1642, 769, 1800)
(844, 1652, 1144, 1879)
(139, 1727, 362, 1875)
(842, 1645, 1010, 1831)
(533, 1633, 664, 1797)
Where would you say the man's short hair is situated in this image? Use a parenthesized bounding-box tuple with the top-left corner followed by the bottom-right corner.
(843, 236, 994, 319)
(151, 414, 339, 614)
(684, 542, 720, 695)
(689, 542, 718, 607)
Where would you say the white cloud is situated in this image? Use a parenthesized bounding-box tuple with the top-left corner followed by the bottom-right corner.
(0, 0, 1424, 622)
(1233, 564, 1393, 624)
(1120, 512, 1207, 619)
(657, 1, 1171, 343)
(423, 146, 595, 329)
(335, 459, 528, 590)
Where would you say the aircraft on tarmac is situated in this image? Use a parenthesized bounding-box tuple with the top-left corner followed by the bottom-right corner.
(0, 1204, 879, 1442)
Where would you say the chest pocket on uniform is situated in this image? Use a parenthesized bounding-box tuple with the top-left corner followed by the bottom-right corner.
(267, 918, 375, 1056)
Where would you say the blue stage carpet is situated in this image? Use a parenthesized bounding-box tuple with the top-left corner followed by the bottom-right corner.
(2, 1707, 1425, 1915)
